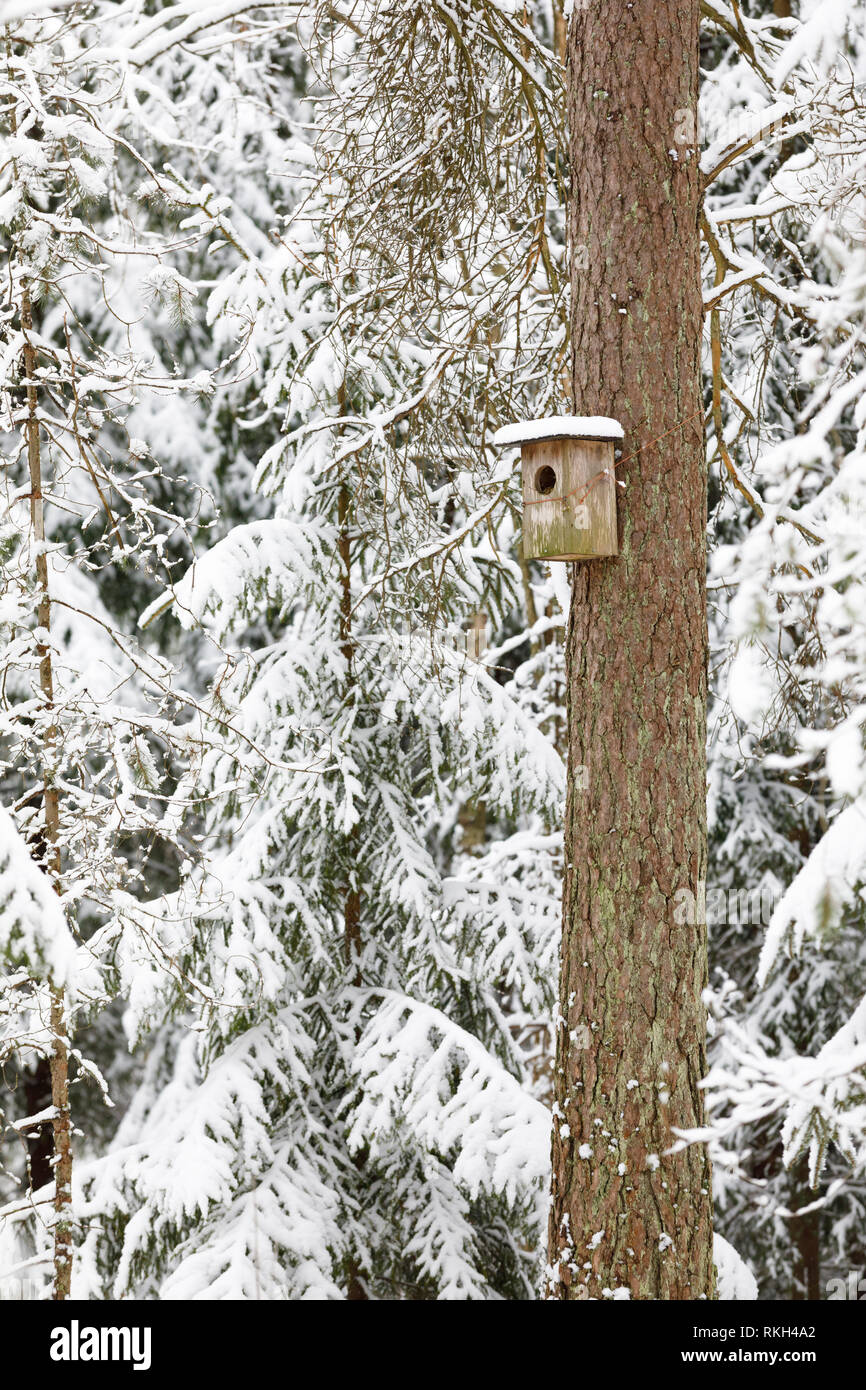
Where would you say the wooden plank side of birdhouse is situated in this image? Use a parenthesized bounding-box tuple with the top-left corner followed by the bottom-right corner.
(521, 437, 618, 561)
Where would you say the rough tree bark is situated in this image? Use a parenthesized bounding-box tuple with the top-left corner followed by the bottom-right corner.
(547, 1, 713, 1299)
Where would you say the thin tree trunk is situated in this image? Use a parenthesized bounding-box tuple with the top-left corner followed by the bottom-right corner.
(548, 2, 713, 1299)
(552, 0, 567, 66)
(21, 1059, 54, 1192)
(22, 287, 73, 1300)
(337, 458, 367, 1300)
(338, 480, 362, 989)
(789, 1157, 821, 1300)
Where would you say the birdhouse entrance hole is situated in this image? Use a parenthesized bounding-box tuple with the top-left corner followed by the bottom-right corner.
(492, 415, 624, 562)
(534, 464, 557, 496)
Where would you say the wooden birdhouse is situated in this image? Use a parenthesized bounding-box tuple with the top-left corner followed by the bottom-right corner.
(493, 416, 623, 561)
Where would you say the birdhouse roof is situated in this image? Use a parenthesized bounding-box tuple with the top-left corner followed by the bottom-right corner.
(492, 415, 624, 447)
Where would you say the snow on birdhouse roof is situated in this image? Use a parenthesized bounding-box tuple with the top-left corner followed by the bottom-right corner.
(492, 415, 624, 447)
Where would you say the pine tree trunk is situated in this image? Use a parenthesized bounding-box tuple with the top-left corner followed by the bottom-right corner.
(548, 2, 713, 1300)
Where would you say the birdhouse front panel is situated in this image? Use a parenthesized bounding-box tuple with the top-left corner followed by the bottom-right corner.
(521, 436, 618, 561)
(492, 415, 623, 563)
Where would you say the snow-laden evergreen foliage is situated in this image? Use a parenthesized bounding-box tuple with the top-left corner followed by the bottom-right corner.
(2, 0, 866, 1303)
(699, 0, 866, 1296)
(0, 2, 241, 1287)
(51, 0, 569, 1299)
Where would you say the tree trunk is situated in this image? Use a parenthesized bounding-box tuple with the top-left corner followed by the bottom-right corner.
(789, 1157, 821, 1300)
(22, 287, 73, 1300)
(337, 460, 368, 1301)
(548, 2, 713, 1299)
(21, 1058, 54, 1193)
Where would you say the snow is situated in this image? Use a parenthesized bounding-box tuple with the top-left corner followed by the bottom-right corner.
(492, 415, 624, 446)
(0, 804, 77, 988)
(714, 1235, 758, 1301)
(728, 641, 774, 724)
(758, 797, 866, 984)
(349, 995, 552, 1205)
(4, 0, 866, 1309)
